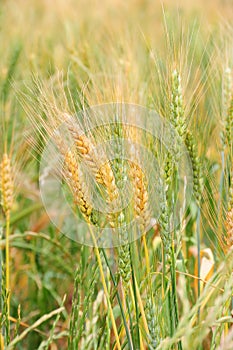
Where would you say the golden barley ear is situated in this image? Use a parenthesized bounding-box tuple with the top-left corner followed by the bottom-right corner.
(66, 117, 100, 176)
(65, 116, 118, 204)
(63, 149, 93, 223)
(129, 162, 150, 232)
(54, 132, 94, 224)
(0, 153, 14, 219)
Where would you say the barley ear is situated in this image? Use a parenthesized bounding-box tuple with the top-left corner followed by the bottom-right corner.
(185, 131, 203, 205)
(222, 67, 233, 148)
(170, 69, 186, 140)
(0, 154, 14, 219)
(130, 163, 150, 232)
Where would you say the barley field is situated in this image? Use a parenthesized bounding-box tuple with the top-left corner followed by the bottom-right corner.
(0, 0, 233, 349)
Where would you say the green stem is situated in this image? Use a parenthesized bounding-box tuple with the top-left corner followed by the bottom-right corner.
(196, 206, 201, 350)
(170, 243, 182, 350)
(93, 245, 121, 350)
(101, 249, 133, 350)
(5, 214, 10, 319)
(196, 207, 201, 302)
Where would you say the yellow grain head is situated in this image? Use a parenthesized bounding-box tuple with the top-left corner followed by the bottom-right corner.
(0, 153, 14, 218)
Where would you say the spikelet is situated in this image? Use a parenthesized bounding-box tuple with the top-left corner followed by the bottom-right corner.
(163, 151, 174, 194)
(99, 161, 118, 204)
(0, 154, 14, 219)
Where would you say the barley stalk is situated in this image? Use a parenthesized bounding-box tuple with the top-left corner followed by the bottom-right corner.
(225, 173, 233, 251)
(129, 149, 158, 347)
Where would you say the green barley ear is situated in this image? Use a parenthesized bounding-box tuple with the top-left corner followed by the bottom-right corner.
(170, 69, 186, 140)
(159, 69, 188, 257)
(109, 123, 132, 290)
(159, 194, 171, 256)
(225, 96, 233, 149)
(185, 131, 203, 205)
(117, 213, 132, 291)
(222, 67, 233, 148)
(1, 43, 22, 104)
